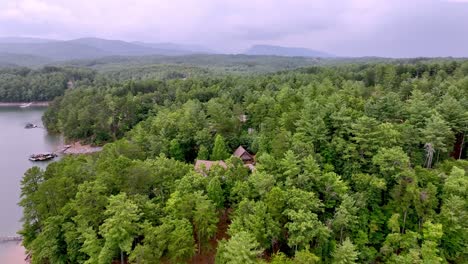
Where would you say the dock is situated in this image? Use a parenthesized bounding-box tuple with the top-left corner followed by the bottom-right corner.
(57, 145, 72, 154)
(0, 236, 22, 243)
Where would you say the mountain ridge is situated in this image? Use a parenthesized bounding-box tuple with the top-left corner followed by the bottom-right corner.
(0, 37, 214, 61)
(0, 37, 334, 63)
(245, 44, 333, 57)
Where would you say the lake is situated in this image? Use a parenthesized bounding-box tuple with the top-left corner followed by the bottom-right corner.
(0, 106, 62, 263)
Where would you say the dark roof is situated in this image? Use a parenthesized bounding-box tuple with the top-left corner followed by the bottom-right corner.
(233, 146, 253, 159)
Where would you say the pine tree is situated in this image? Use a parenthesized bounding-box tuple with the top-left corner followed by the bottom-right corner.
(197, 145, 210, 160)
(332, 238, 359, 264)
(207, 176, 225, 208)
(420, 113, 455, 166)
(215, 231, 262, 264)
(211, 134, 230, 160)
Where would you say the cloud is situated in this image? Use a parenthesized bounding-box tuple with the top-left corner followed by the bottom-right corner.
(0, 0, 467, 56)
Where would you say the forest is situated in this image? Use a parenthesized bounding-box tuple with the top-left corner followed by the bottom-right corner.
(19, 60, 468, 263)
(0, 66, 95, 102)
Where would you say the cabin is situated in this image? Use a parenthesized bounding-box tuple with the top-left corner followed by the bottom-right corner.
(194, 160, 227, 175)
(194, 146, 256, 175)
(233, 146, 255, 164)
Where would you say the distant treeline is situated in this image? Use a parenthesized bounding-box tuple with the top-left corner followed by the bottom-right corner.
(0, 66, 95, 102)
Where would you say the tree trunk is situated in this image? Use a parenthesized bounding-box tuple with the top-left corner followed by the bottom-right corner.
(198, 230, 201, 254)
(121, 250, 124, 264)
(459, 132, 465, 160)
(340, 226, 344, 243)
(450, 132, 465, 159)
(402, 210, 407, 234)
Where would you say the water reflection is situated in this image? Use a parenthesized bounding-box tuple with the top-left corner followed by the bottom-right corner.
(0, 243, 25, 263)
(0, 106, 62, 263)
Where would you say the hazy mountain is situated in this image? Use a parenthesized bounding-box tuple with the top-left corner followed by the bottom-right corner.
(0, 37, 58, 44)
(245, 44, 333, 57)
(133, 41, 214, 54)
(68, 38, 189, 56)
(0, 41, 110, 60)
(0, 37, 214, 61)
(0, 38, 333, 64)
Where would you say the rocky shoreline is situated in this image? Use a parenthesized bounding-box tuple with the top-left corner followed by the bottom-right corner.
(61, 142, 103, 155)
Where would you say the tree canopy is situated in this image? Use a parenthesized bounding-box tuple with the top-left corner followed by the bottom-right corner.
(19, 60, 468, 263)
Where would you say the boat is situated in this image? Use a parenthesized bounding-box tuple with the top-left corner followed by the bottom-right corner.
(25, 123, 37, 129)
(29, 153, 57, 162)
(20, 103, 32, 108)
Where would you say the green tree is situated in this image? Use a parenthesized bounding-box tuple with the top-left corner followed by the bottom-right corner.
(169, 139, 185, 161)
(421, 221, 444, 264)
(332, 238, 359, 264)
(30, 216, 67, 264)
(197, 145, 210, 160)
(19, 166, 44, 247)
(420, 113, 454, 167)
(294, 250, 320, 264)
(98, 193, 141, 264)
(207, 176, 225, 209)
(333, 194, 359, 243)
(215, 231, 263, 264)
(193, 193, 219, 253)
(285, 209, 328, 252)
(211, 134, 230, 160)
(130, 218, 195, 263)
(372, 147, 410, 180)
(229, 199, 280, 249)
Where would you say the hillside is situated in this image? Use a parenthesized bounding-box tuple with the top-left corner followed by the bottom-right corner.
(19, 61, 468, 264)
(0, 53, 52, 67)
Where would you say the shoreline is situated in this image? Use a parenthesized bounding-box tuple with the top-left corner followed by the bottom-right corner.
(0, 102, 50, 107)
(59, 142, 103, 155)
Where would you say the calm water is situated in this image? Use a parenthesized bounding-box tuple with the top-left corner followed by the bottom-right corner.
(0, 106, 62, 263)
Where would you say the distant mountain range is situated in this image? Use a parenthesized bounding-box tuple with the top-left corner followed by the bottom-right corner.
(0, 37, 333, 65)
(0, 37, 215, 62)
(245, 44, 333, 58)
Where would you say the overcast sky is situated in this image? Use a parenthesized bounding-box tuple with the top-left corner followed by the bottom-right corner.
(1, 0, 468, 57)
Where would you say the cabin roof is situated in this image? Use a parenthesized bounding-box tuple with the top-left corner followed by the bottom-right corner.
(233, 146, 253, 159)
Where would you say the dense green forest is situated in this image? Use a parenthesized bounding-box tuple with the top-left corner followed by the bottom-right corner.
(20, 61, 468, 263)
(0, 66, 95, 102)
(0, 54, 323, 102)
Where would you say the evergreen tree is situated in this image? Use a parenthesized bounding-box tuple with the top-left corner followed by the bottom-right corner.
(99, 193, 141, 264)
(197, 145, 210, 160)
(207, 176, 225, 209)
(211, 134, 230, 160)
(215, 231, 262, 264)
(332, 238, 359, 264)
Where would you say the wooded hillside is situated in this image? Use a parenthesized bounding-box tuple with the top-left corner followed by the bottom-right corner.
(21, 61, 468, 263)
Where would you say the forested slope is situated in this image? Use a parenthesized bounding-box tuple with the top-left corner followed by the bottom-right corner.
(21, 61, 468, 263)
(0, 67, 95, 102)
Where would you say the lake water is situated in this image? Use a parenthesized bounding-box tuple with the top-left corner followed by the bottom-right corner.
(0, 106, 62, 263)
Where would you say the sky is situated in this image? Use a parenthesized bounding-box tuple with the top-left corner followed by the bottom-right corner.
(0, 0, 468, 57)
